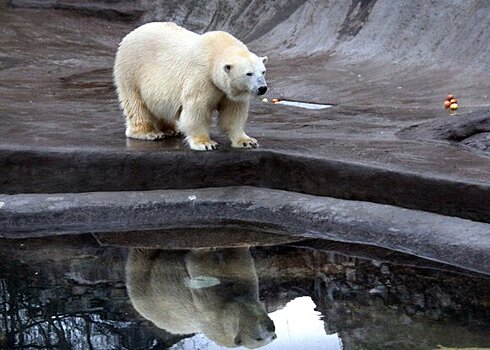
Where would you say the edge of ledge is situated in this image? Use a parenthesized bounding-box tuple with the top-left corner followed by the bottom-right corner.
(1, 147, 489, 222)
(1, 186, 489, 275)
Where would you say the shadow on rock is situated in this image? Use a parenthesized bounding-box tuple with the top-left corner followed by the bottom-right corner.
(398, 109, 490, 153)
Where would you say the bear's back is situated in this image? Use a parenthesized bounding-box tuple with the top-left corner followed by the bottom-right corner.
(122, 22, 198, 48)
(116, 22, 199, 68)
(126, 249, 200, 334)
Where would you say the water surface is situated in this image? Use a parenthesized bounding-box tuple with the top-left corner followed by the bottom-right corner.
(0, 234, 489, 350)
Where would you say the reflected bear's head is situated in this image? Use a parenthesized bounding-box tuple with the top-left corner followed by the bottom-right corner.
(220, 298, 276, 348)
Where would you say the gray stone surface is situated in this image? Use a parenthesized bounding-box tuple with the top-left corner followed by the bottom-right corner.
(1, 147, 489, 222)
(1, 187, 489, 275)
(1, 1, 489, 221)
(1, 0, 489, 269)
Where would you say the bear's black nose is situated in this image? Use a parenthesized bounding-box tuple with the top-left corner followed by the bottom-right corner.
(258, 86, 267, 95)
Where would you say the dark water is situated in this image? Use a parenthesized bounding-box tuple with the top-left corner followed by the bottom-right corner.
(0, 234, 489, 350)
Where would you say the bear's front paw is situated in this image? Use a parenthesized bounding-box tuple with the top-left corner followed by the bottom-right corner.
(187, 136, 219, 151)
(232, 137, 259, 149)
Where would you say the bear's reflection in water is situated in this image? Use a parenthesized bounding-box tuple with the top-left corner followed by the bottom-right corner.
(126, 247, 276, 349)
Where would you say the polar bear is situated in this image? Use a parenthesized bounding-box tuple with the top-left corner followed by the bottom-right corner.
(126, 248, 276, 349)
(114, 22, 268, 151)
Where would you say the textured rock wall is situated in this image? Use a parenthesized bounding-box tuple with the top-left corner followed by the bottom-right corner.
(140, 0, 490, 68)
(141, 0, 305, 42)
(9, 0, 489, 67)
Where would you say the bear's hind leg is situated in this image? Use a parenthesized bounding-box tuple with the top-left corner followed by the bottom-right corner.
(120, 89, 165, 141)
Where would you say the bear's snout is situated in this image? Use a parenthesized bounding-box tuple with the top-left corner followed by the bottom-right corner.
(258, 86, 267, 95)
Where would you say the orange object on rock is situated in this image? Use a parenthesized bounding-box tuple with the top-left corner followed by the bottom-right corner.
(444, 101, 451, 108)
(446, 94, 454, 101)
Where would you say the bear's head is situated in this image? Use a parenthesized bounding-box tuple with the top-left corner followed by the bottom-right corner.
(204, 298, 276, 349)
(216, 51, 268, 102)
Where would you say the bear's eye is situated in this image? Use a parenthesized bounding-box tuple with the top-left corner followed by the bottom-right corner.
(246, 72, 253, 76)
(262, 70, 266, 75)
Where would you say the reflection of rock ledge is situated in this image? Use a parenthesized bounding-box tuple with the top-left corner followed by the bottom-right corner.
(1, 187, 489, 275)
(95, 228, 302, 249)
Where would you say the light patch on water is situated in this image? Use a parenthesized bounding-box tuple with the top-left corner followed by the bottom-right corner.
(170, 296, 342, 350)
(275, 100, 332, 110)
(0, 201, 4, 209)
(267, 296, 342, 350)
(188, 195, 197, 201)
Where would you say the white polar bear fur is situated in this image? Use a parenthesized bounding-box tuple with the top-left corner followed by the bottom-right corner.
(114, 22, 268, 151)
(126, 248, 276, 349)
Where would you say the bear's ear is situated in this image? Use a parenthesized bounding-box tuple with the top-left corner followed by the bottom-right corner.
(223, 64, 232, 73)
(261, 56, 268, 64)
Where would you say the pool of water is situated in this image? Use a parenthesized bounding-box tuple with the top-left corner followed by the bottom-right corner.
(268, 99, 333, 110)
(0, 233, 489, 350)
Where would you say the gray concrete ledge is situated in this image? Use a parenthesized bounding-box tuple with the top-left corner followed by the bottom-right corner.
(1, 186, 489, 275)
(1, 148, 489, 223)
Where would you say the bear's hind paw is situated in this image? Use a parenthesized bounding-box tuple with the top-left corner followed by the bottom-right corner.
(162, 128, 183, 138)
(165, 130, 183, 137)
(187, 137, 219, 151)
(126, 129, 166, 141)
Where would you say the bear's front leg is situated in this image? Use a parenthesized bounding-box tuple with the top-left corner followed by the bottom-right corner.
(178, 102, 218, 151)
(218, 99, 258, 149)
